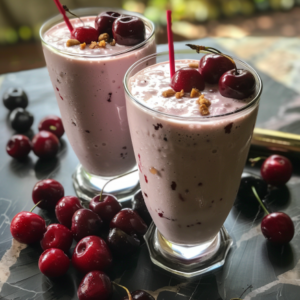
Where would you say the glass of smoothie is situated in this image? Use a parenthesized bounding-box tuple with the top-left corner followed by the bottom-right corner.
(40, 8, 156, 202)
(124, 50, 262, 277)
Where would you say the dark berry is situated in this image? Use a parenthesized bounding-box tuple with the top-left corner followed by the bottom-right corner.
(38, 115, 64, 139)
(131, 190, 152, 226)
(95, 11, 121, 36)
(3, 88, 28, 110)
(9, 108, 33, 133)
(32, 130, 59, 159)
(6, 134, 32, 159)
(72, 26, 99, 44)
(123, 290, 155, 300)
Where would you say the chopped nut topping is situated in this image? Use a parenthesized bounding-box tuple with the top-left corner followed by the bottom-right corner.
(162, 89, 176, 97)
(98, 33, 109, 42)
(80, 42, 86, 50)
(175, 89, 184, 99)
(188, 62, 199, 68)
(98, 40, 106, 48)
(150, 167, 158, 175)
(66, 39, 80, 47)
(190, 88, 201, 98)
(110, 39, 116, 46)
(198, 94, 211, 106)
(199, 104, 210, 116)
(89, 41, 98, 49)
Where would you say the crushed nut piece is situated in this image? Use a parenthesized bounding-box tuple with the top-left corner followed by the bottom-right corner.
(110, 39, 116, 46)
(162, 89, 176, 97)
(198, 94, 211, 107)
(175, 89, 184, 99)
(98, 33, 109, 42)
(89, 41, 98, 49)
(188, 62, 199, 68)
(150, 167, 158, 175)
(190, 88, 201, 98)
(199, 104, 210, 116)
(98, 40, 106, 48)
(66, 39, 80, 47)
(80, 42, 86, 50)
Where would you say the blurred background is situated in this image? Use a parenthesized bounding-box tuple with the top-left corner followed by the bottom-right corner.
(1, 0, 300, 74)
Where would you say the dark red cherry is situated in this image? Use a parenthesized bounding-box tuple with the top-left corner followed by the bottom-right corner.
(72, 26, 99, 44)
(39, 248, 70, 277)
(261, 212, 294, 245)
(39, 115, 64, 139)
(170, 68, 205, 92)
(32, 179, 64, 210)
(261, 155, 292, 186)
(132, 190, 152, 226)
(89, 194, 122, 224)
(6, 134, 32, 159)
(40, 224, 73, 253)
(9, 108, 34, 133)
(32, 130, 59, 159)
(110, 208, 147, 237)
(10, 212, 46, 244)
(95, 11, 121, 36)
(55, 196, 83, 228)
(72, 236, 112, 274)
(112, 16, 145, 46)
(3, 88, 28, 110)
(199, 54, 235, 84)
(123, 290, 155, 300)
(71, 209, 103, 242)
(78, 271, 112, 300)
(219, 69, 255, 100)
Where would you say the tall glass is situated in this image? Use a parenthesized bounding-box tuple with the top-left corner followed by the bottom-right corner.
(40, 8, 156, 202)
(124, 51, 262, 277)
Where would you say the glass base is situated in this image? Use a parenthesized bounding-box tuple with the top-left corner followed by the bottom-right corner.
(72, 164, 140, 203)
(144, 223, 233, 278)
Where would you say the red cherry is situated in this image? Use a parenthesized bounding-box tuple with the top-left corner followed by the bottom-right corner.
(170, 68, 205, 92)
(72, 26, 99, 44)
(123, 290, 155, 300)
(10, 212, 46, 244)
(6, 134, 32, 159)
(32, 130, 59, 159)
(219, 69, 255, 100)
(110, 208, 147, 237)
(77, 271, 112, 300)
(55, 196, 83, 228)
(38, 115, 64, 139)
(40, 224, 73, 253)
(38, 248, 70, 277)
(72, 236, 112, 274)
(198, 54, 235, 84)
(261, 155, 292, 186)
(71, 209, 103, 242)
(89, 194, 122, 224)
(32, 179, 64, 210)
(261, 212, 294, 245)
(95, 11, 121, 36)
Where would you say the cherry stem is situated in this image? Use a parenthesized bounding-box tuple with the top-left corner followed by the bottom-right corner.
(166, 10, 175, 79)
(29, 200, 43, 213)
(249, 156, 267, 167)
(112, 282, 132, 300)
(52, 0, 74, 33)
(251, 186, 269, 215)
(63, 5, 85, 26)
(98, 169, 138, 202)
(186, 44, 238, 75)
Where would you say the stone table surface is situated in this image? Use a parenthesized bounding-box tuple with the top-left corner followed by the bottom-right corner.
(0, 37, 300, 300)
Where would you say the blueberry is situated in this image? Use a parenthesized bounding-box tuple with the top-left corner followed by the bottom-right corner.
(9, 108, 34, 133)
(3, 88, 28, 110)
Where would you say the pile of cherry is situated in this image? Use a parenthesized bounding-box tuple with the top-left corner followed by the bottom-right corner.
(3, 88, 64, 160)
(10, 177, 153, 300)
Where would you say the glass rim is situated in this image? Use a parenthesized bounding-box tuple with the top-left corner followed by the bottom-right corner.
(123, 50, 263, 121)
(39, 7, 155, 58)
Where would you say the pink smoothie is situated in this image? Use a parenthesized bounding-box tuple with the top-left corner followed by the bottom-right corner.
(126, 59, 260, 245)
(42, 15, 155, 177)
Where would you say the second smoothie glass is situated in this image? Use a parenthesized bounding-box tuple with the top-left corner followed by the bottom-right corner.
(40, 8, 156, 202)
(124, 51, 263, 277)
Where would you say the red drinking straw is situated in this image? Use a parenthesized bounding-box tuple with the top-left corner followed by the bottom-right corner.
(166, 10, 175, 79)
(53, 0, 74, 33)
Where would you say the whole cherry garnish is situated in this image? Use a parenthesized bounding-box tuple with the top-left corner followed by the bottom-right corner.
(261, 155, 293, 186)
(95, 11, 121, 36)
(77, 271, 112, 300)
(72, 26, 99, 44)
(110, 208, 147, 237)
(170, 68, 205, 92)
(32, 179, 64, 210)
(38, 115, 65, 139)
(32, 130, 59, 159)
(39, 248, 70, 277)
(123, 290, 155, 300)
(3, 88, 28, 110)
(72, 236, 112, 274)
(6, 134, 32, 160)
(71, 209, 103, 242)
(198, 54, 235, 84)
(131, 190, 152, 226)
(40, 224, 73, 253)
(9, 108, 34, 133)
(89, 193, 122, 224)
(112, 16, 145, 46)
(55, 196, 83, 228)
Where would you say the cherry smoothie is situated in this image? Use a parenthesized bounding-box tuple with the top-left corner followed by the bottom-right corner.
(125, 57, 261, 245)
(41, 9, 155, 177)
